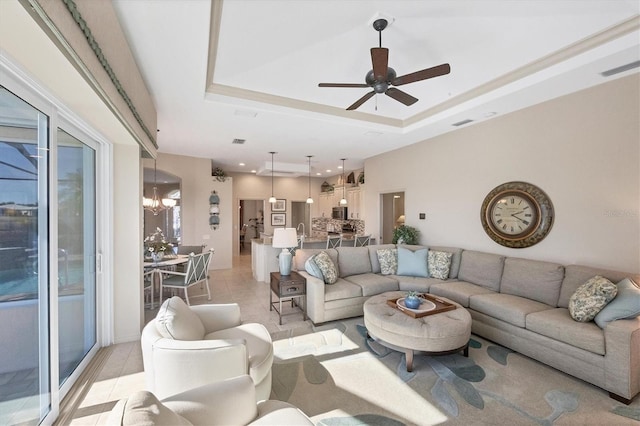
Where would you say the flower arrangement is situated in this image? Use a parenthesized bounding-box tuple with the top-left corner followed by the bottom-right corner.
(144, 227, 173, 254)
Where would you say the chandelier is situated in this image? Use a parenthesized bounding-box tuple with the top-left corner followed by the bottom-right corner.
(143, 160, 177, 215)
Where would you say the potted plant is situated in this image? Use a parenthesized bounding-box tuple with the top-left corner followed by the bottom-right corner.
(404, 290, 422, 309)
(392, 225, 420, 245)
(212, 167, 227, 182)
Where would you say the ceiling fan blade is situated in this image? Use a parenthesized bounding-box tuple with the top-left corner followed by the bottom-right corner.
(347, 91, 375, 110)
(385, 87, 418, 106)
(319, 83, 370, 88)
(392, 63, 451, 86)
(371, 47, 389, 81)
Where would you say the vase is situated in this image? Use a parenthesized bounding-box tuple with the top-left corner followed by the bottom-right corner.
(404, 296, 421, 309)
(151, 252, 164, 264)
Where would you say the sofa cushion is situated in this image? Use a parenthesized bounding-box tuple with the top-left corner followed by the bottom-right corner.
(558, 265, 638, 308)
(397, 246, 429, 277)
(294, 249, 339, 274)
(526, 308, 605, 355)
(500, 258, 564, 306)
(344, 273, 399, 297)
(394, 276, 445, 293)
(428, 250, 453, 280)
(324, 278, 363, 301)
(458, 251, 505, 292)
(469, 293, 552, 328)
(429, 281, 495, 307)
(429, 246, 463, 279)
(594, 278, 640, 328)
(314, 251, 338, 284)
(337, 247, 372, 277)
(117, 391, 191, 426)
(155, 296, 205, 341)
(304, 255, 323, 280)
(368, 244, 396, 273)
(377, 248, 398, 275)
(568, 276, 618, 322)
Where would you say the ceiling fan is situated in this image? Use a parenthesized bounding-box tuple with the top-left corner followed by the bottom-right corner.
(318, 18, 451, 111)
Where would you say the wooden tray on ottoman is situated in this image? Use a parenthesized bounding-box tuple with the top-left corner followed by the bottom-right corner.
(386, 293, 456, 318)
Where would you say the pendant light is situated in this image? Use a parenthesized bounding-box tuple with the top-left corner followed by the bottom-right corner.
(268, 151, 276, 203)
(306, 155, 314, 204)
(143, 160, 176, 215)
(339, 158, 347, 206)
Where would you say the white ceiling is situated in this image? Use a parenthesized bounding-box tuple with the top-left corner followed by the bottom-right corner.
(112, 0, 640, 177)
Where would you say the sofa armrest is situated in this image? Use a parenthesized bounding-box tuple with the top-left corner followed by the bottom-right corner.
(191, 303, 242, 332)
(163, 376, 259, 425)
(297, 270, 326, 324)
(604, 316, 640, 400)
(150, 338, 248, 399)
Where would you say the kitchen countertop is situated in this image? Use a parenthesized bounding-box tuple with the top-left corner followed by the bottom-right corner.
(252, 235, 362, 245)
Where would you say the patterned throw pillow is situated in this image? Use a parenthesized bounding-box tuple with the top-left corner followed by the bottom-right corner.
(314, 251, 338, 284)
(377, 249, 398, 275)
(428, 250, 453, 280)
(568, 276, 618, 322)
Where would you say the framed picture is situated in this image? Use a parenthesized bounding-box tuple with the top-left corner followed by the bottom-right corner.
(272, 199, 286, 212)
(271, 213, 286, 226)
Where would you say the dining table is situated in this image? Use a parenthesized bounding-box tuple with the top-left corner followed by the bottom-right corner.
(143, 255, 189, 309)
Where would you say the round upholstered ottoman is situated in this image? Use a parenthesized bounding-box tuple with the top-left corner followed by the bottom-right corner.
(364, 291, 472, 371)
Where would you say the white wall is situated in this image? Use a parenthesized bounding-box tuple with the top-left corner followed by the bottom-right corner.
(364, 75, 640, 273)
(149, 154, 233, 269)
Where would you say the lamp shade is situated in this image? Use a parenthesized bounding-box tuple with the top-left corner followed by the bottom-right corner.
(272, 228, 298, 248)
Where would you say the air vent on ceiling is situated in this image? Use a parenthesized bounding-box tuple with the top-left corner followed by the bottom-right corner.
(232, 138, 246, 144)
(452, 119, 474, 127)
(600, 60, 640, 77)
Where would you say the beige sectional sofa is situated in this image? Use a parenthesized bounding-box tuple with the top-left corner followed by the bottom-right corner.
(293, 244, 640, 403)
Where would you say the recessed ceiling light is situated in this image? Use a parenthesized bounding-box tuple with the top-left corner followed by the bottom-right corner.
(251, 170, 257, 173)
(326, 169, 332, 173)
(239, 162, 245, 166)
(316, 172, 322, 176)
(338, 165, 343, 169)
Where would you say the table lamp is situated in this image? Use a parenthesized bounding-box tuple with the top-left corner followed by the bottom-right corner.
(272, 227, 298, 275)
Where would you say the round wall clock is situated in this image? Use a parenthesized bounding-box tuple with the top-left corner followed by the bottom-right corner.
(480, 181, 554, 248)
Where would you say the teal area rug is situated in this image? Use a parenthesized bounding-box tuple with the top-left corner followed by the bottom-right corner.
(270, 319, 639, 425)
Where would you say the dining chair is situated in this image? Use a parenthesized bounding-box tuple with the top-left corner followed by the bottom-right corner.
(326, 235, 342, 249)
(143, 269, 158, 309)
(160, 249, 214, 305)
(354, 235, 371, 247)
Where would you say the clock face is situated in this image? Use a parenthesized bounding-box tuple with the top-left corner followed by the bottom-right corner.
(480, 182, 554, 248)
(489, 193, 538, 237)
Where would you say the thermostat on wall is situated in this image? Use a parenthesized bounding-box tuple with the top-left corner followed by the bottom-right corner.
(419, 213, 426, 220)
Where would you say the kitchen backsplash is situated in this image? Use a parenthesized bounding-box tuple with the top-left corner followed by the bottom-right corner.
(311, 217, 365, 238)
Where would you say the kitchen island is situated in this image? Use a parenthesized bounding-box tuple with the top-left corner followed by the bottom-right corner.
(251, 235, 375, 283)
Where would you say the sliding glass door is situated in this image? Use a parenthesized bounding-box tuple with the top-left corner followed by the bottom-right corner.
(0, 85, 98, 424)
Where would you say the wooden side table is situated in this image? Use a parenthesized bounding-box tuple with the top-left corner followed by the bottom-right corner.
(270, 271, 306, 325)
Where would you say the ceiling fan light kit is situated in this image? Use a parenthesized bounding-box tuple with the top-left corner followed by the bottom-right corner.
(319, 18, 451, 111)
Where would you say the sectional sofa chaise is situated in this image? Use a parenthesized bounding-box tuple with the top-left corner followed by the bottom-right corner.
(292, 244, 640, 404)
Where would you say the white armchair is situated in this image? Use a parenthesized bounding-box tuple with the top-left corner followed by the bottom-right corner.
(108, 375, 313, 425)
(141, 297, 273, 401)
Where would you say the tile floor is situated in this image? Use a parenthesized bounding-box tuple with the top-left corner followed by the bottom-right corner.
(66, 252, 311, 425)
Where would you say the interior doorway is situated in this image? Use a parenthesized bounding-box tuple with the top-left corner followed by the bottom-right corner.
(291, 201, 311, 239)
(239, 199, 264, 255)
(380, 192, 405, 244)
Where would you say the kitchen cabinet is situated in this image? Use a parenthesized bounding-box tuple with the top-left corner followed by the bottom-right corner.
(347, 185, 365, 219)
(318, 192, 333, 218)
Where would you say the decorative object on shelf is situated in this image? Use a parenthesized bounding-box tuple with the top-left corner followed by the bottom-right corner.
(143, 160, 177, 215)
(268, 151, 277, 203)
(321, 181, 333, 192)
(306, 155, 314, 204)
(392, 225, 420, 245)
(272, 199, 286, 212)
(480, 181, 554, 248)
(272, 228, 298, 275)
(339, 158, 347, 206)
(144, 227, 173, 260)
(358, 171, 365, 185)
(209, 190, 220, 230)
(347, 172, 355, 184)
(212, 166, 227, 182)
(271, 213, 286, 226)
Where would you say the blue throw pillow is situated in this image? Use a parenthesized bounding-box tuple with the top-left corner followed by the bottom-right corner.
(304, 254, 323, 280)
(396, 247, 429, 277)
(594, 278, 640, 328)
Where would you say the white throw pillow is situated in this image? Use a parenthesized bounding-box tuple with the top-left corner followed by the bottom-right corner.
(119, 391, 191, 426)
(155, 296, 205, 340)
